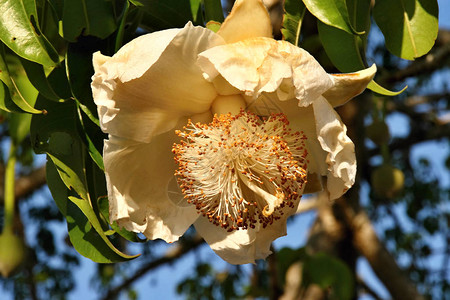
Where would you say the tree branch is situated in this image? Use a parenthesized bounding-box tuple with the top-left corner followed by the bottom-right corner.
(101, 235, 204, 300)
(337, 199, 425, 300)
(15, 166, 47, 200)
(383, 31, 450, 84)
(357, 276, 383, 300)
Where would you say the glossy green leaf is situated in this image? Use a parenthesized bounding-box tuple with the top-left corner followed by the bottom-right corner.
(0, 81, 22, 113)
(368, 81, 407, 96)
(346, 0, 370, 49)
(32, 90, 138, 263)
(0, 0, 59, 66)
(69, 196, 140, 261)
(20, 58, 60, 101)
(318, 21, 366, 72)
(48, 153, 89, 201)
(9, 66, 39, 144)
(282, 0, 306, 46)
(318, 1, 405, 96)
(302, 0, 358, 34)
(46, 160, 139, 263)
(138, 0, 200, 31)
(62, 0, 117, 42)
(38, 0, 67, 55)
(49, 148, 138, 262)
(303, 253, 354, 300)
(373, 0, 438, 60)
(0, 48, 44, 114)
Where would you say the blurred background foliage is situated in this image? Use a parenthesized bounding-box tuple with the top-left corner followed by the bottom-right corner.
(0, 0, 448, 299)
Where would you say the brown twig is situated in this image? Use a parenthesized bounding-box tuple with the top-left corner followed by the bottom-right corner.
(337, 199, 425, 300)
(101, 235, 204, 300)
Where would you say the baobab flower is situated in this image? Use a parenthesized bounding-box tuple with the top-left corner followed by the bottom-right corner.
(91, 0, 376, 264)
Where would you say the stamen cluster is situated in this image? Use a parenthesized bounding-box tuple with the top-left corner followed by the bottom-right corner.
(172, 111, 308, 231)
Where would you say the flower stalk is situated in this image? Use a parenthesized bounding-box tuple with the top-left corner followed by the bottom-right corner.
(2, 142, 17, 234)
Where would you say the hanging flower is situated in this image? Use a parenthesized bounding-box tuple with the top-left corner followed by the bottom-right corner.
(91, 0, 376, 264)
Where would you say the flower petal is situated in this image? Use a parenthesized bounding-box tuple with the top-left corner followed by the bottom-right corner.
(194, 199, 300, 264)
(217, 0, 272, 43)
(246, 92, 356, 198)
(92, 22, 225, 143)
(323, 64, 376, 107)
(104, 129, 198, 243)
(245, 93, 326, 194)
(312, 96, 356, 199)
(198, 38, 333, 106)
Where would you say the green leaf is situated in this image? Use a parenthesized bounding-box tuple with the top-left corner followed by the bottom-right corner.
(368, 81, 407, 96)
(282, 0, 306, 46)
(318, 1, 405, 97)
(0, 81, 23, 113)
(33, 91, 138, 263)
(9, 63, 39, 144)
(30, 95, 77, 155)
(48, 152, 89, 201)
(302, 0, 359, 35)
(20, 58, 61, 101)
(98, 196, 146, 243)
(65, 40, 99, 124)
(190, 0, 204, 24)
(373, 0, 438, 60)
(318, 21, 366, 72)
(0, 48, 44, 114)
(204, 0, 224, 23)
(69, 196, 140, 261)
(64, 39, 106, 170)
(114, 0, 131, 52)
(77, 105, 105, 171)
(47, 65, 72, 100)
(62, 0, 117, 42)
(138, 0, 200, 31)
(46, 160, 139, 263)
(277, 247, 307, 286)
(0, 0, 59, 66)
(303, 253, 354, 300)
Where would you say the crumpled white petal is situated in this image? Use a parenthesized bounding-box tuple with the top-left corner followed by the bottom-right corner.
(92, 22, 225, 143)
(194, 197, 299, 265)
(313, 96, 356, 199)
(323, 64, 377, 107)
(198, 38, 333, 106)
(246, 91, 356, 199)
(217, 0, 272, 43)
(104, 131, 198, 243)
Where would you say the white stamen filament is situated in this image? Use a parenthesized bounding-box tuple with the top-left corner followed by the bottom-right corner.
(172, 111, 308, 231)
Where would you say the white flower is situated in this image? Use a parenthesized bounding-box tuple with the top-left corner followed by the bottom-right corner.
(91, 0, 376, 264)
